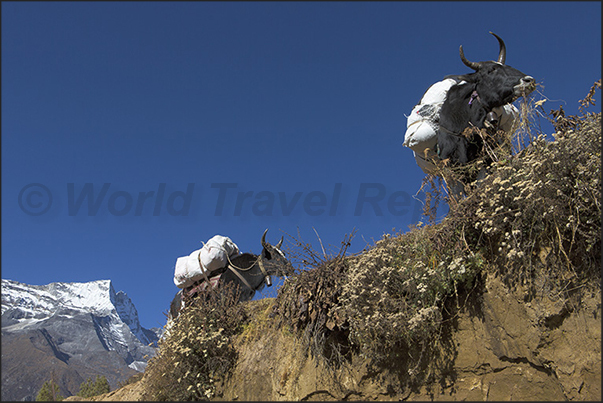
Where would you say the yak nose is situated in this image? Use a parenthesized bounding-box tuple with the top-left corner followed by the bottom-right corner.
(522, 76, 535, 85)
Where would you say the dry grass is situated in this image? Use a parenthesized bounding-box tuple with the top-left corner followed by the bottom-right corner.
(272, 231, 354, 368)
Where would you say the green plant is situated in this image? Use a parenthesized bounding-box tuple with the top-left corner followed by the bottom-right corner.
(77, 375, 110, 398)
(36, 378, 63, 401)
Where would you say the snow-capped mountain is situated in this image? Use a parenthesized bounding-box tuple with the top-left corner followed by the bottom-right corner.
(2, 279, 158, 350)
(1, 279, 162, 401)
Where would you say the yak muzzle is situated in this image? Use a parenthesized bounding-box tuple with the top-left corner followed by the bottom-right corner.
(513, 75, 536, 98)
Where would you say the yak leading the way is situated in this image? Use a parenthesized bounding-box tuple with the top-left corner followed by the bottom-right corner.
(404, 32, 536, 174)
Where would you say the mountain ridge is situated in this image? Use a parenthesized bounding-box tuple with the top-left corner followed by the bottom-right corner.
(1, 278, 161, 401)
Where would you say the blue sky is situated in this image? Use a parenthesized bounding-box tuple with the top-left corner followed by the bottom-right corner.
(2, 1, 601, 330)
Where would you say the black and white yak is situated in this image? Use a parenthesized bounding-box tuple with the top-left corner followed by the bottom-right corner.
(168, 229, 292, 322)
(404, 32, 536, 176)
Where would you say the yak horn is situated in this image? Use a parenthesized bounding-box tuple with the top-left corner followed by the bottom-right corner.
(459, 45, 481, 71)
(261, 229, 269, 249)
(276, 236, 283, 249)
(489, 31, 506, 64)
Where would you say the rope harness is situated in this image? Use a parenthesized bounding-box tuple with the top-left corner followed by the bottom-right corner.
(171, 240, 289, 323)
(225, 252, 272, 290)
(186, 248, 272, 298)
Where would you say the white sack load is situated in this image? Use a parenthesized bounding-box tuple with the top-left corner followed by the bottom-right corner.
(403, 78, 458, 174)
(491, 103, 519, 133)
(403, 78, 519, 174)
(174, 235, 240, 289)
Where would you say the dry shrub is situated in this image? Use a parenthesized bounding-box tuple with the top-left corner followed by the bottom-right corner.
(273, 227, 483, 388)
(272, 231, 354, 368)
(142, 282, 246, 401)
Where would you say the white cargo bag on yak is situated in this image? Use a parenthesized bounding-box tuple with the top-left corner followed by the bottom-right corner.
(173, 235, 241, 289)
(403, 78, 519, 174)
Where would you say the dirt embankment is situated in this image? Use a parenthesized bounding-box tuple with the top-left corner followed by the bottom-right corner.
(71, 277, 600, 401)
(217, 278, 600, 401)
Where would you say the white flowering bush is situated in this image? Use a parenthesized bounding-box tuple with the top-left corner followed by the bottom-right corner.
(274, 224, 485, 389)
(463, 94, 601, 291)
(336, 226, 484, 373)
(143, 282, 246, 401)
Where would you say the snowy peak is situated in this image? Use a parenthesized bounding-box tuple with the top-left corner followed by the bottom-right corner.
(1, 279, 157, 346)
(1, 279, 114, 318)
(111, 288, 149, 345)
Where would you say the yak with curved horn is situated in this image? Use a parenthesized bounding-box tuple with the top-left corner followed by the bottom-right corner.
(436, 32, 536, 165)
(168, 229, 292, 321)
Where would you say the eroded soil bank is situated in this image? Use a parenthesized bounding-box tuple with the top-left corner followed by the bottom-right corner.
(76, 274, 599, 401)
